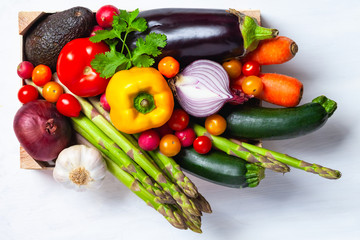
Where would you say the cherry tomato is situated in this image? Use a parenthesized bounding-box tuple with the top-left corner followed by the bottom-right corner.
(158, 56, 180, 78)
(32, 64, 52, 86)
(193, 136, 212, 154)
(42, 82, 64, 103)
(17, 85, 38, 104)
(167, 109, 189, 131)
(205, 114, 227, 136)
(159, 134, 181, 157)
(242, 60, 261, 77)
(56, 93, 82, 117)
(241, 76, 264, 97)
(222, 59, 242, 80)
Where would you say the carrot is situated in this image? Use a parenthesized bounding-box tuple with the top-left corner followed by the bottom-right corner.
(259, 73, 303, 107)
(244, 36, 298, 65)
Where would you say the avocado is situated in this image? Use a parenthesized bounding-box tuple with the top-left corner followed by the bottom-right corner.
(24, 6, 95, 72)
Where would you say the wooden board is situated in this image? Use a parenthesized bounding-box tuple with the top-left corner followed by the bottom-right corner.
(18, 9, 261, 169)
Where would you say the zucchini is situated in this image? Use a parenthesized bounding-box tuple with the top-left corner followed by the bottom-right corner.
(174, 148, 265, 188)
(223, 95, 337, 140)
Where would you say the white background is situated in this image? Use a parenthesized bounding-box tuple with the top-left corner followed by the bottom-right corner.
(1, 0, 360, 239)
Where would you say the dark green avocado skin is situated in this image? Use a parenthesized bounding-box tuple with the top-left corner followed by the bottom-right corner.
(24, 7, 95, 72)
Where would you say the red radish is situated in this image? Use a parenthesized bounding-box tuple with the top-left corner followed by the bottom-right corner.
(96, 5, 120, 28)
(175, 128, 196, 147)
(138, 130, 160, 151)
(90, 25, 104, 37)
(17, 61, 34, 79)
(100, 93, 110, 111)
(155, 124, 173, 137)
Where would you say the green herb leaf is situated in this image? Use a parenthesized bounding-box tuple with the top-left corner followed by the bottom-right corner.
(90, 9, 167, 78)
(132, 32, 167, 66)
(91, 51, 131, 78)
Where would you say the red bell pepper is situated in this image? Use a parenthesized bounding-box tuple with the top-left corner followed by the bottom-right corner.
(57, 38, 110, 97)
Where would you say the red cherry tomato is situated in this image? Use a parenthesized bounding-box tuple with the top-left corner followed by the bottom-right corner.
(158, 56, 180, 78)
(242, 60, 261, 76)
(167, 109, 189, 131)
(56, 93, 81, 117)
(193, 136, 212, 154)
(18, 85, 38, 104)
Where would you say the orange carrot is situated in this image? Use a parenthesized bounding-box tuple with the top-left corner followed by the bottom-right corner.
(244, 36, 298, 65)
(259, 73, 303, 107)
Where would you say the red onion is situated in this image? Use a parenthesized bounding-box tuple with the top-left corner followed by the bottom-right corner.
(170, 59, 250, 117)
(13, 100, 73, 161)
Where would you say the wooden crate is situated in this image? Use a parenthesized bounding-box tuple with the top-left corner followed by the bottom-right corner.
(18, 9, 261, 169)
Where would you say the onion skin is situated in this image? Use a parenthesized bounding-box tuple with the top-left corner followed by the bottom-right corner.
(13, 100, 73, 161)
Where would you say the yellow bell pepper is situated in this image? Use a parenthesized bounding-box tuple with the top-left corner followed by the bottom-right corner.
(106, 67, 174, 134)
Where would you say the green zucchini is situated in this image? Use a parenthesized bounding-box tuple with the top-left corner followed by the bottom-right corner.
(174, 148, 265, 188)
(223, 95, 337, 140)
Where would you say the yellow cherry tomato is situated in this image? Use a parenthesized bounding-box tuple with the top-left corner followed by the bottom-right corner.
(205, 114, 227, 136)
(222, 59, 242, 80)
(159, 134, 181, 157)
(241, 76, 263, 97)
(32, 64, 52, 86)
(42, 81, 64, 103)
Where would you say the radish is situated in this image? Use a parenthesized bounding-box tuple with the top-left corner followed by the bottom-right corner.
(96, 5, 120, 28)
(17, 61, 34, 79)
(100, 93, 110, 112)
(90, 25, 104, 37)
(175, 128, 196, 147)
(138, 130, 160, 151)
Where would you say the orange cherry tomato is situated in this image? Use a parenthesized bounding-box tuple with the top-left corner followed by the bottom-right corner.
(222, 59, 242, 80)
(159, 134, 181, 157)
(158, 56, 180, 78)
(42, 82, 64, 103)
(205, 114, 227, 136)
(32, 64, 52, 86)
(241, 76, 263, 97)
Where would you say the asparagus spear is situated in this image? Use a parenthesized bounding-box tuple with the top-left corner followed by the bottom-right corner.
(231, 139, 342, 179)
(74, 120, 202, 232)
(193, 124, 290, 173)
(54, 75, 202, 217)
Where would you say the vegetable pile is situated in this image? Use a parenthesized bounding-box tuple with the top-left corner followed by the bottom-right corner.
(15, 6, 341, 233)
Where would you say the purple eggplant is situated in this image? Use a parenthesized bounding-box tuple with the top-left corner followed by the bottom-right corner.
(128, 8, 278, 67)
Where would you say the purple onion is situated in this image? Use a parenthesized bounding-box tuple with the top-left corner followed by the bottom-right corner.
(172, 59, 249, 117)
(13, 100, 73, 161)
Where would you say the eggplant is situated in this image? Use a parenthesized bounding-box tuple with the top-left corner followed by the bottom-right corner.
(128, 8, 278, 67)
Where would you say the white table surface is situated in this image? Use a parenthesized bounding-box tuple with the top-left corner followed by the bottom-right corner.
(1, 0, 360, 239)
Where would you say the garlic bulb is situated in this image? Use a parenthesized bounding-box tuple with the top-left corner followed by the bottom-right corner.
(53, 145, 107, 191)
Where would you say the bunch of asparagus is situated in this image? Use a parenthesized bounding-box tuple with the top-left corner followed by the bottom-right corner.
(27, 78, 211, 233)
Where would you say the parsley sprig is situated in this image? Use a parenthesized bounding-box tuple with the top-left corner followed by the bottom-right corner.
(90, 9, 167, 78)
